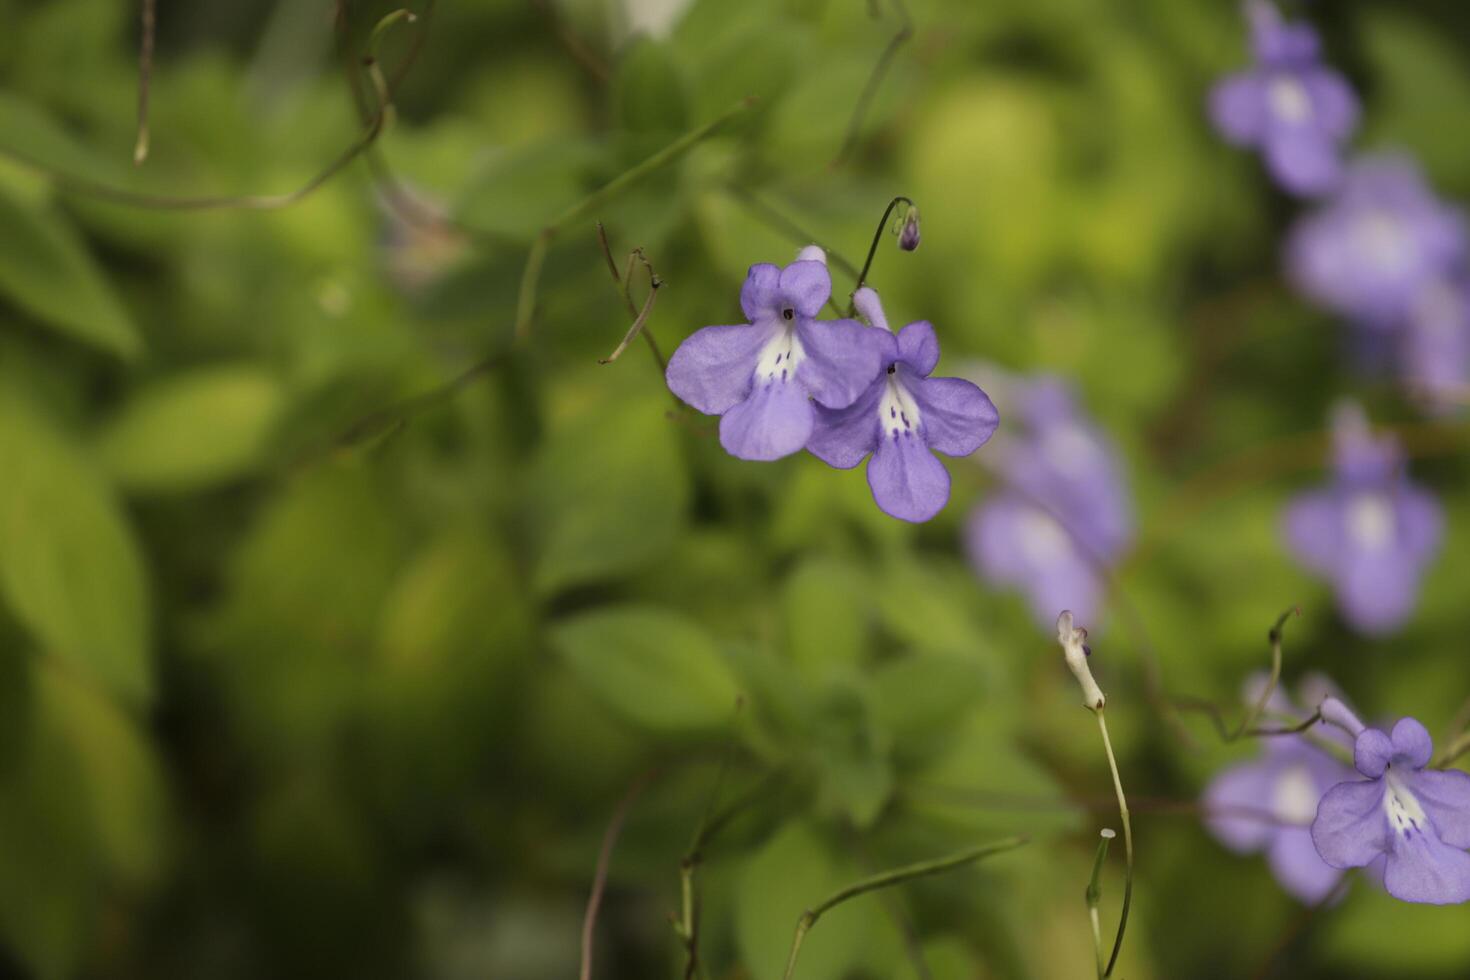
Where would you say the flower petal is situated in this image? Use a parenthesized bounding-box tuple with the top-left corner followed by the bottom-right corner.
(867, 429, 950, 522)
(1210, 73, 1266, 145)
(1268, 827, 1345, 904)
(740, 263, 781, 322)
(807, 379, 883, 469)
(1336, 542, 1422, 635)
(1303, 68, 1359, 138)
(896, 321, 940, 376)
(1399, 485, 1445, 561)
(778, 260, 832, 318)
(1312, 778, 1388, 868)
(1355, 729, 1394, 778)
(796, 318, 888, 409)
(1391, 717, 1435, 769)
(1264, 129, 1342, 197)
(1283, 490, 1340, 574)
(665, 323, 770, 415)
(1384, 830, 1470, 905)
(910, 375, 999, 458)
(1203, 760, 1279, 854)
(718, 377, 814, 461)
(1408, 769, 1470, 850)
(965, 497, 1104, 628)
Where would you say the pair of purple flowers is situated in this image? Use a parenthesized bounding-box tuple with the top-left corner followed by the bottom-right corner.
(1213, 2, 1470, 410)
(664, 250, 999, 522)
(1207, 678, 1470, 905)
(964, 371, 1134, 630)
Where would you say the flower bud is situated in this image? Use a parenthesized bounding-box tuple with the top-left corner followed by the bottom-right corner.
(796, 244, 827, 265)
(898, 205, 921, 251)
(1057, 610, 1106, 711)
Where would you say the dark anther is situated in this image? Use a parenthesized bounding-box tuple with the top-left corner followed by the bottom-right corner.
(886, 364, 896, 374)
(781, 307, 795, 321)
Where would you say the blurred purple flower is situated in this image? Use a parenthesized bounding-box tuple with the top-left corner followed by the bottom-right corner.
(964, 372, 1134, 627)
(807, 288, 998, 522)
(666, 255, 886, 461)
(1401, 276, 1470, 414)
(1287, 156, 1467, 327)
(1203, 675, 1356, 903)
(1282, 402, 1442, 634)
(1312, 702, 1470, 905)
(1210, 1, 1358, 197)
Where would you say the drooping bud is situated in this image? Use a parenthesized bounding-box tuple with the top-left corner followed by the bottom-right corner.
(1057, 610, 1106, 711)
(796, 244, 827, 265)
(898, 205, 921, 251)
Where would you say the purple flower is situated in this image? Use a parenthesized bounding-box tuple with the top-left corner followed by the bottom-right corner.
(1210, 1, 1358, 197)
(1283, 402, 1442, 635)
(1401, 276, 1470, 414)
(806, 288, 998, 522)
(1312, 702, 1470, 905)
(1203, 676, 1357, 903)
(964, 371, 1134, 627)
(1287, 156, 1467, 327)
(666, 253, 886, 461)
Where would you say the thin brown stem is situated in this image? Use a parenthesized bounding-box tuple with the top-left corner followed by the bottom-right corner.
(580, 770, 657, 980)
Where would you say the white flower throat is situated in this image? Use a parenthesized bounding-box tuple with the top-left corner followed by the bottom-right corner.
(1346, 493, 1395, 552)
(878, 367, 922, 440)
(1273, 765, 1320, 825)
(1268, 77, 1312, 124)
(1384, 767, 1429, 841)
(754, 319, 805, 384)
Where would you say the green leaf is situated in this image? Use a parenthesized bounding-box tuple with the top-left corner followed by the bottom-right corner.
(531, 375, 690, 594)
(549, 604, 740, 732)
(0, 387, 151, 702)
(781, 555, 871, 683)
(612, 37, 690, 138)
(96, 365, 286, 492)
(0, 182, 140, 359)
(735, 822, 883, 980)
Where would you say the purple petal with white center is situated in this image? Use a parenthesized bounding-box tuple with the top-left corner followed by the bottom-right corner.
(1269, 827, 1345, 904)
(965, 497, 1105, 627)
(1407, 769, 1470, 850)
(1391, 717, 1435, 768)
(1355, 729, 1395, 779)
(665, 322, 771, 415)
(1204, 760, 1278, 853)
(1210, 73, 1266, 144)
(718, 377, 813, 461)
(896, 321, 940, 376)
(740, 263, 781, 322)
(867, 427, 950, 523)
(806, 378, 883, 469)
(1264, 129, 1341, 197)
(910, 375, 999, 457)
(778, 260, 832, 319)
(1383, 831, 1470, 905)
(796, 318, 888, 409)
(1312, 778, 1390, 868)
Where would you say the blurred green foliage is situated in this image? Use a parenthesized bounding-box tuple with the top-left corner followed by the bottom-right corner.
(2, 0, 1470, 977)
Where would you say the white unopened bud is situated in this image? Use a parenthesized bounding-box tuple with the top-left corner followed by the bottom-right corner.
(796, 245, 827, 265)
(1057, 610, 1105, 711)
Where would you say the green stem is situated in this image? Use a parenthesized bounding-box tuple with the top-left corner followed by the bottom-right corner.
(513, 98, 756, 341)
(1096, 711, 1132, 978)
(780, 836, 1028, 980)
(1232, 606, 1299, 741)
(1085, 830, 1114, 980)
(848, 195, 913, 313)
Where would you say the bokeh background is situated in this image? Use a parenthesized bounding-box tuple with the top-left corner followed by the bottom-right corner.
(2, 0, 1470, 976)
